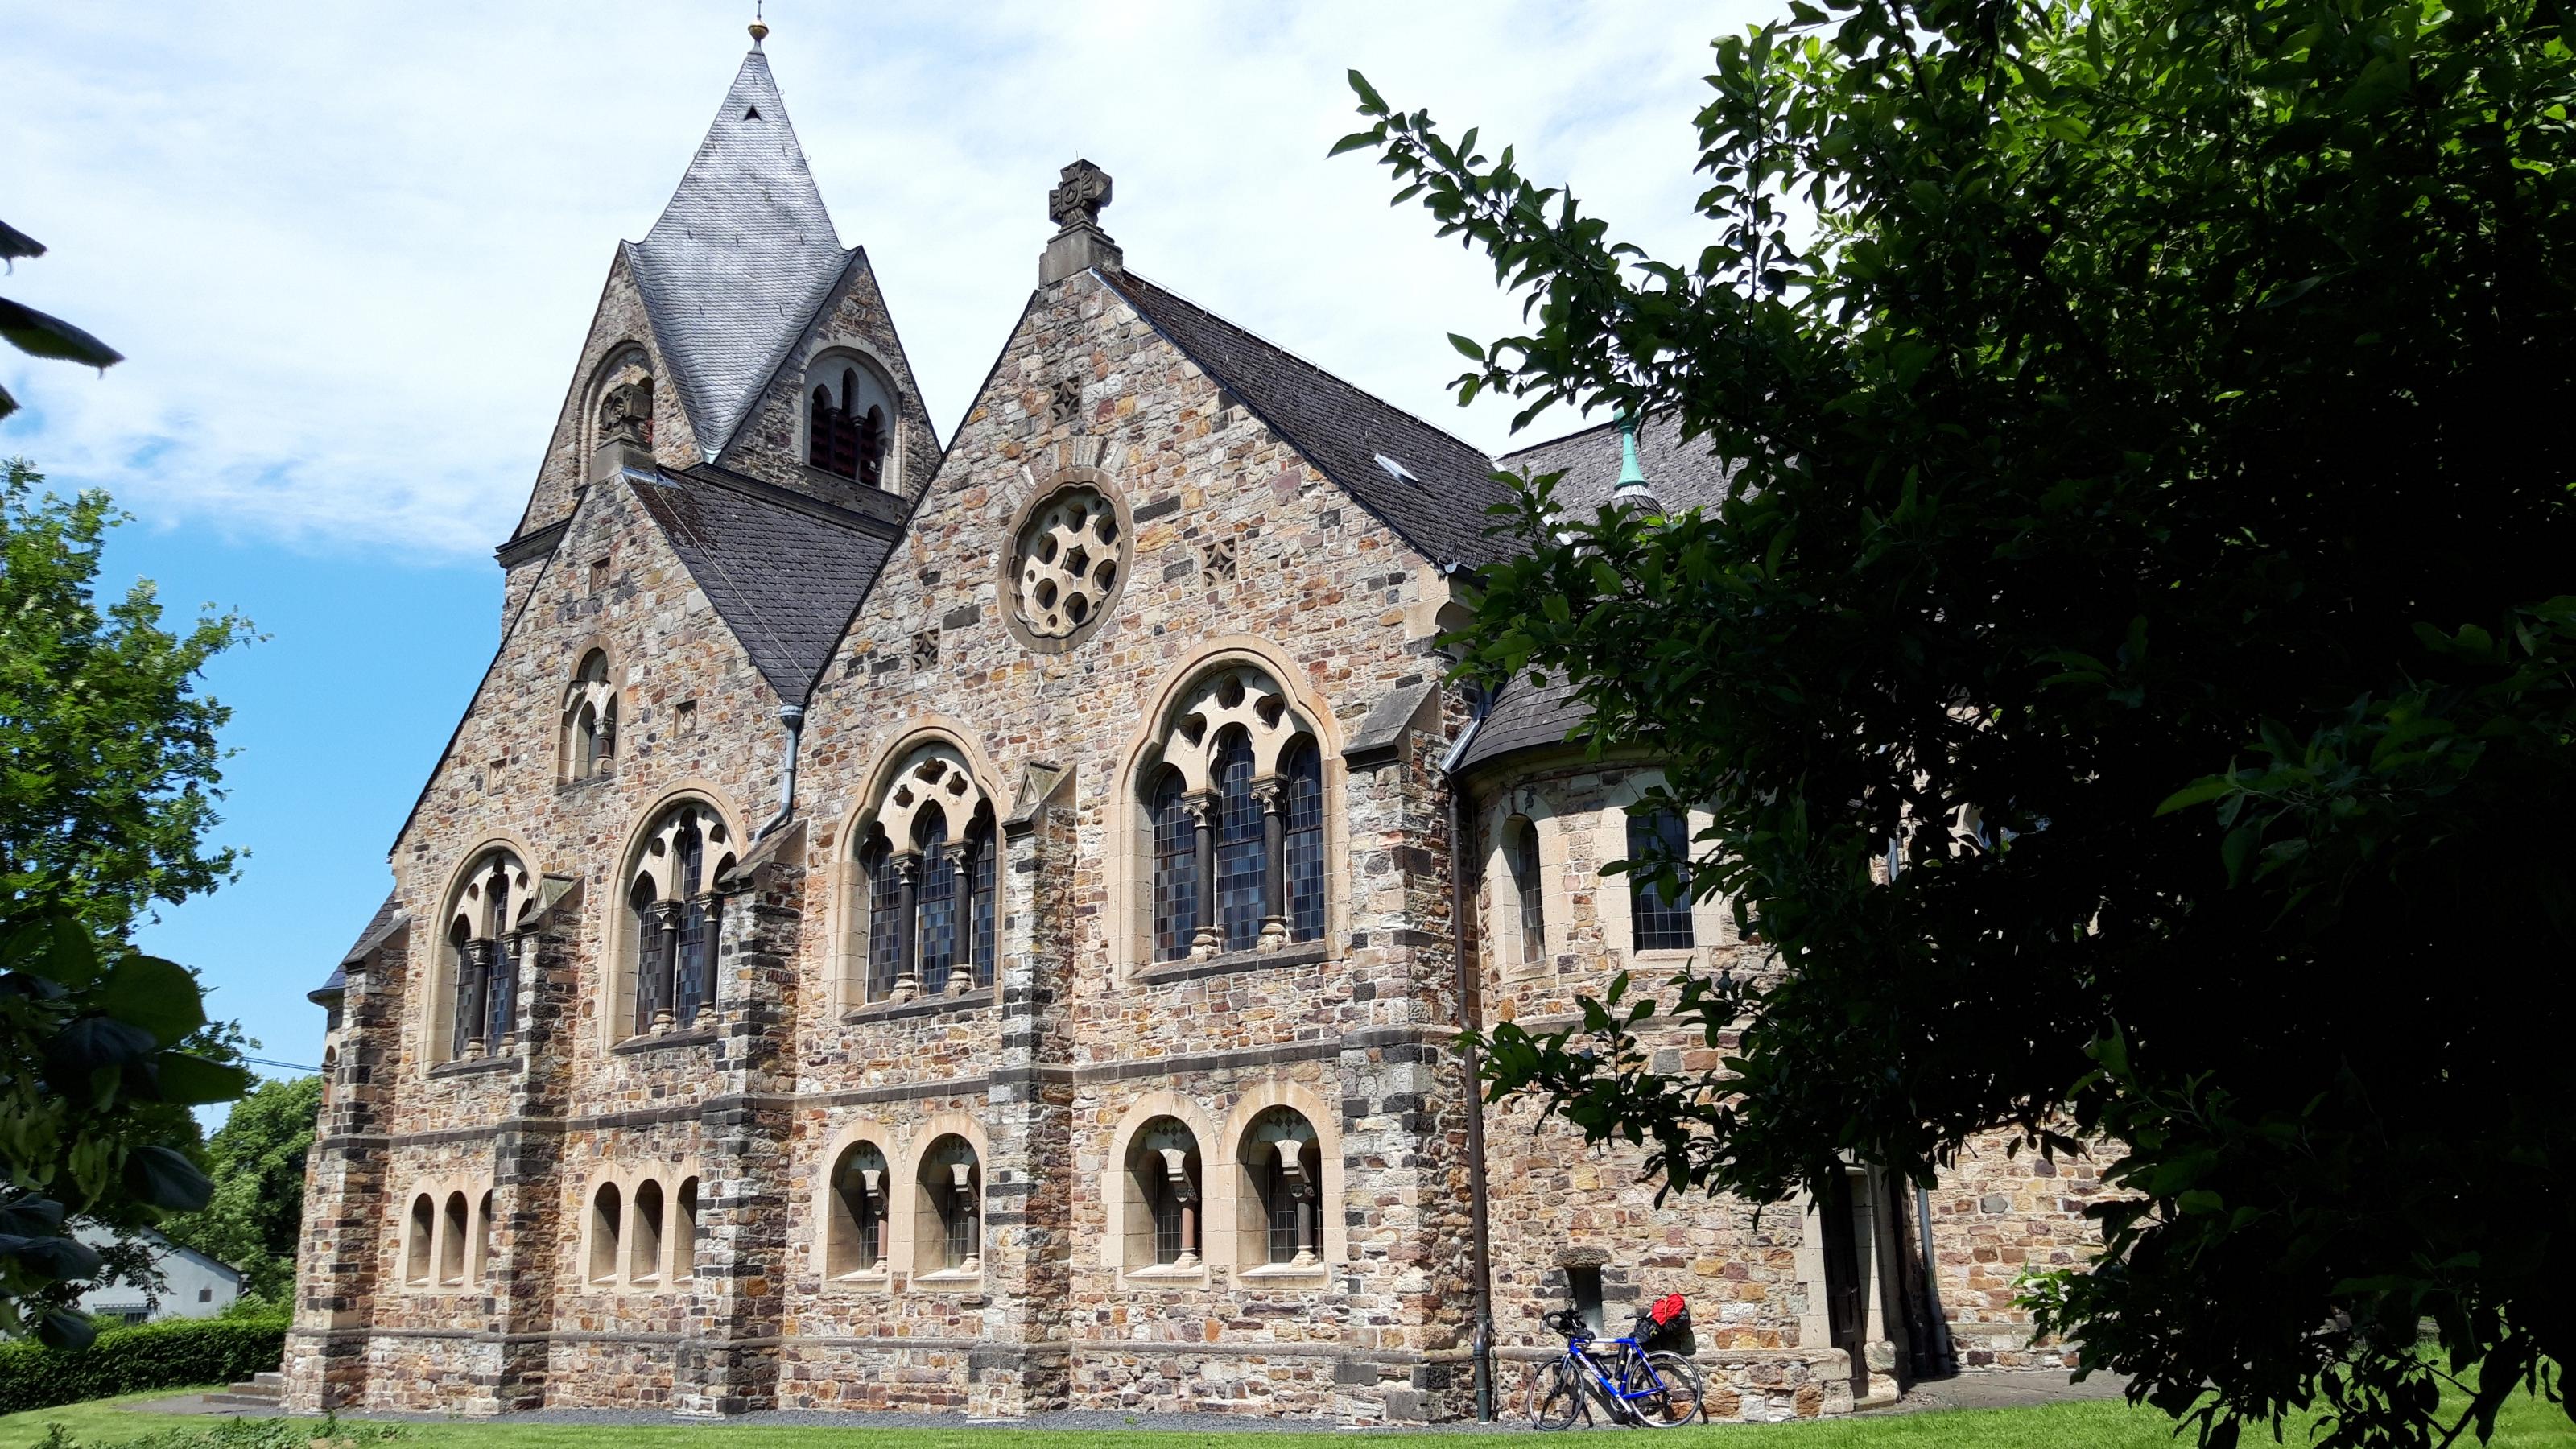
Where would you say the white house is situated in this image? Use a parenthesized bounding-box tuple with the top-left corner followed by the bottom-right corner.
(75, 1228, 243, 1325)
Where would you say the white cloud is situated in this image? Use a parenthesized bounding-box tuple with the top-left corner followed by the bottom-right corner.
(2, 0, 1775, 558)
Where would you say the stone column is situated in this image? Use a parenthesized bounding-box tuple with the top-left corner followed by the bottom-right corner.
(976, 762, 1073, 1417)
(281, 926, 407, 1413)
(672, 828, 803, 1418)
(1253, 777, 1288, 949)
(891, 853, 921, 1001)
(1186, 790, 1220, 958)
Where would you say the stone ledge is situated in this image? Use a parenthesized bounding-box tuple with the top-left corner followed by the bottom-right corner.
(428, 1054, 520, 1080)
(612, 1026, 720, 1056)
(843, 988, 996, 1025)
(1136, 941, 1329, 987)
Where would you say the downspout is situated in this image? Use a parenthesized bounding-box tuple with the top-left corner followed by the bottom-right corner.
(1440, 689, 1496, 1422)
(751, 702, 806, 844)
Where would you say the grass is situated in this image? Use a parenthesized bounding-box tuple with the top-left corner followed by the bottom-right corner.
(0, 1387, 2569, 1449)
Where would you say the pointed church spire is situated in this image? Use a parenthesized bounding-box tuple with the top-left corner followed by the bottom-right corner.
(627, 31, 850, 460)
(1612, 407, 1661, 511)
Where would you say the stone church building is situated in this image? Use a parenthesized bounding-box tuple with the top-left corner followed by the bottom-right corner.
(286, 31, 2094, 1425)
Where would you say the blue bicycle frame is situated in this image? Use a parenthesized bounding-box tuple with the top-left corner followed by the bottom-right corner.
(1558, 1328, 1669, 1420)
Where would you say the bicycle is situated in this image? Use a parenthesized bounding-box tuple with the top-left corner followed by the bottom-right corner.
(1530, 1306, 1705, 1430)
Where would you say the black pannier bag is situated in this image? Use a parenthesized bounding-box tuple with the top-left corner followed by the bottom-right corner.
(1635, 1292, 1696, 1355)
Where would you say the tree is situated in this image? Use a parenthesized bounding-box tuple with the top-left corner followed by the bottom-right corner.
(163, 1075, 322, 1306)
(0, 221, 123, 422)
(1338, 0, 2575, 1443)
(1, 464, 254, 1345)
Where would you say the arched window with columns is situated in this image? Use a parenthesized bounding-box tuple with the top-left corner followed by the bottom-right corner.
(1244, 1108, 1323, 1267)
(622, 803, 735, 1037)
(847, 742, 998, 1005)
(439, 850, 531, 1063)
(1125, 1117, 1203, 1270)
(1139, 665, 1330, 964)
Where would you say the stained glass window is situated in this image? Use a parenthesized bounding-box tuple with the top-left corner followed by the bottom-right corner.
(914, 810, 957, 994)
(1282, 740, 1324, 943)
(966, 815, 997, 988)
(861, 833, 898, 1000)
(1151, 770, 1197, 960)
(1214, 730, 1264, 952)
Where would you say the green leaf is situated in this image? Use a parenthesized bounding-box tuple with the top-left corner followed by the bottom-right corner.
(126, 1144, 214, 1212)
(2156, 774, 2236, 815)
(150, 1051, 253, 1106)
(1447, 332, 1487, 362)
(0, 296, 122, 368)
(96, 954, 207, 1046)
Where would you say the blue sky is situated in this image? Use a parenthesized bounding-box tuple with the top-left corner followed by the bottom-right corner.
(4, 0, 1766, 1114)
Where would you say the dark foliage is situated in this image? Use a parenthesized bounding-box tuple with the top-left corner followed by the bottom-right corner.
(1338, 0, 2575, 1443)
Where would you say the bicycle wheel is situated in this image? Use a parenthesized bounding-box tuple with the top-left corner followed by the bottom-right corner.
(1628, 1350, 1706, 1427)
(1530, 1358, 1585, 1431)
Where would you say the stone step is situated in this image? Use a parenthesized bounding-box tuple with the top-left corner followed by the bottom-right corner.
(202, 1393, 282, 1409)
(254, 1373, 287, 1389)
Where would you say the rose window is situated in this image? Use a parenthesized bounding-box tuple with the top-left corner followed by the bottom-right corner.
(1013, 486, 1123, 641)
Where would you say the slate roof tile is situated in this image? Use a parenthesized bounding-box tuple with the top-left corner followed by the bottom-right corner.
(630, 47, 851, 459)
(1100, 270, 1522, 568)
(625, 464, 897, 703)
(1498, 415, 1740, 515)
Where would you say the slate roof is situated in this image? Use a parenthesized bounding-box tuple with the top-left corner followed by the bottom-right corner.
(1499, 415, 1740, 515)
(1456, 671, 1591, 774)
(1100, 270, 1522, 569)
(625, 463, 898, 704)
(316, 890, 402, 1001)
(629, 45, 851, 460)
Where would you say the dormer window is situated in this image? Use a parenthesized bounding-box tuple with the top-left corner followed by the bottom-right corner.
(805, 351, 897, 489)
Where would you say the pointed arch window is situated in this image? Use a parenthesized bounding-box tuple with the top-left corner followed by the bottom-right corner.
(625, 805, 733, 1037)
(1626, 807, 1696, 952)
(443, 851, 529, 1062)
(850, 746, 997, 1003)
(1138, 666, 1329, 965)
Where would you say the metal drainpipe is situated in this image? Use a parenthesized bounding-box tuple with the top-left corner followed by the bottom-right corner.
(752, 703, 806, 843)
(1441, 703, 1496, 1422)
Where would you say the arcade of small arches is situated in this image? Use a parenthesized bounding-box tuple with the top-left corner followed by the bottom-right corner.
(581, 1168, 702, 1291)
(399, 1181, 497, 1293)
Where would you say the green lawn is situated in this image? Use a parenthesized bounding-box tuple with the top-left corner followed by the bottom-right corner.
(2, 1389, 2570, 1449)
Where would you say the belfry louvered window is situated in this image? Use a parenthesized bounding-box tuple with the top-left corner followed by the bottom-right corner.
(809, 365, 890, 488)
(1151, 771, 1198, 962)
(1626, 807, 1697, 952)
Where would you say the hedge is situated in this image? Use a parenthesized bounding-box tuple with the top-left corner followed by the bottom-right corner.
(0, 1315, 286, 1415)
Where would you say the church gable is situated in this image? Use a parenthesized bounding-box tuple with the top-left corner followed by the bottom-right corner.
(712, 250, 945, 513)
(507, 248, 702, 554)
(392, 464, 782, 876)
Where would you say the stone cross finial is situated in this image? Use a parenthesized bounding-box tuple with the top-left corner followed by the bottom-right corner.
(1048, 160, 1112, 231)
(1040, 160, 1123, 284)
